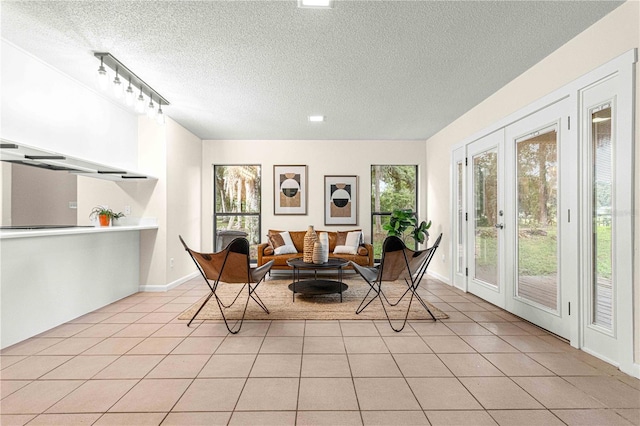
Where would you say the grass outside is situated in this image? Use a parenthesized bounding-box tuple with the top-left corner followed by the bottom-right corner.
(474, 225, 611, 278)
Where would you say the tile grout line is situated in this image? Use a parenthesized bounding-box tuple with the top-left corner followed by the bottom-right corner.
(226, 320, 269, 422)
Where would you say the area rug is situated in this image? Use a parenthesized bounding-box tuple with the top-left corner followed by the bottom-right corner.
(178, 277, 448, 321)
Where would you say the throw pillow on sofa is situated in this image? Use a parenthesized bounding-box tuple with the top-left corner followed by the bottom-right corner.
(334, 230, 361, 255)
(270, 231, 297, 255)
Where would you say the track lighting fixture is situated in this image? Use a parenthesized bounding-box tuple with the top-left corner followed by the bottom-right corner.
(135, 87, 146, 114)
(112, 67, 123, 98)
(96, 56, 109, 91)
(156, 99, 165, 125)
(146, 95, 156, 119)
(125, 77, 135, 106)
(94, 52, 169, 124)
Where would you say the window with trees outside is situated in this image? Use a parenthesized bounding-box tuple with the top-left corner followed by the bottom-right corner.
(214, 165, 261, 260)
(371, 165, 418, 259)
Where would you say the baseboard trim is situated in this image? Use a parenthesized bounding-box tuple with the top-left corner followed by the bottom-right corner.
(581, 347, 620, 368)
(428, 270, 450, 285)
(138, 272, 198, 292)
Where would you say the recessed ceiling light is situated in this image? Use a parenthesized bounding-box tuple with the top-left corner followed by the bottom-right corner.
(308, 115, 325, 122)
(298, 0, 333, 9)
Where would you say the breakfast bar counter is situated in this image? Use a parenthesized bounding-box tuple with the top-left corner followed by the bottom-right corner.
(0, 223, 158, 348)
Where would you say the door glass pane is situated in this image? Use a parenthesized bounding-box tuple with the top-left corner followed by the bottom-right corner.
(473, 150, 498, 287)
(516, 129, 558, 310)
(457, 161, 464, 274)
(592, 106, 613, 329)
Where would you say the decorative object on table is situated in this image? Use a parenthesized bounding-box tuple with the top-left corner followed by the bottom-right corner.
(383, 208, 431, 245)
(303, 225, 317, 263)
(324, 175, 358, 225)
(274, 165, 307, 215)
(313, 231, 329, 264)
(89, 205, 125, 227)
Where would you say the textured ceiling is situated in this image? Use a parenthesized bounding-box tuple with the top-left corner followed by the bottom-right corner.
(0, 1, 623, 140)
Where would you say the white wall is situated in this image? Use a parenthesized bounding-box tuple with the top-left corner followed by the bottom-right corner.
(0, 40, 138, 170)
(138, 118, 168, 289)
(136, 117, 202, 290)
(425, 1, 639, 363)
(167, 119, 202, 284)
(201, 139, 428, 253)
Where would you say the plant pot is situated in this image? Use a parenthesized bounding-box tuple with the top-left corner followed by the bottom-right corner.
(98, 214, 110, 227)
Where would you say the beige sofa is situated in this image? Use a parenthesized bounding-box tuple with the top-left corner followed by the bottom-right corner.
(257, 229, 374, 270)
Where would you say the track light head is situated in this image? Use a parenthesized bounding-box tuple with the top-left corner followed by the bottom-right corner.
(96, 56, 109, 91)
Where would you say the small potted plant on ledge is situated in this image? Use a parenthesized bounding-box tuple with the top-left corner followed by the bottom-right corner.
(383, 208, 431, 246)
(89, 206, 125, 227)
(110, 211, 125, 226)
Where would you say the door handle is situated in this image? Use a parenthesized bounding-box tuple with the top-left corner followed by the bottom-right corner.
(494, 223, 504, 229)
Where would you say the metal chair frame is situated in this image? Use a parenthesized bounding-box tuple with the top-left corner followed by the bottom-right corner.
(352, 233, 442, 332)
(179, 235, 273, 334)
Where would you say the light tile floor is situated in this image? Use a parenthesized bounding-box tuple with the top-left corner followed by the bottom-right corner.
(1, 278, 639, 425)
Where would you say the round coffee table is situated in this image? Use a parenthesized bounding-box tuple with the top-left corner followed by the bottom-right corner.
(286, 257, 349, 302)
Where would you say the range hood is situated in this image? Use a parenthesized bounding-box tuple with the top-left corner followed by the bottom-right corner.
(0, 140, 154, 181)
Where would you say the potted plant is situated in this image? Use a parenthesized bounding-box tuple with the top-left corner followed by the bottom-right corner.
(89, 206, 125, 227)
(110, 211, 125, 226)
(383, 208, 431, 246)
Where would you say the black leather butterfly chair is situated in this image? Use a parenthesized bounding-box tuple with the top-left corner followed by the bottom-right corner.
(179, 235, 274, 334)
(351, 233, 442, 332)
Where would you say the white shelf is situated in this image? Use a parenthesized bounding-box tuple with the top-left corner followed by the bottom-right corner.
(0, 139, 156, 181)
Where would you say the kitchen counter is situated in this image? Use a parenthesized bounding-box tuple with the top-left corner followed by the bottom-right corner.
(0, 222, 157, 348)
(0, 223, 158, 239)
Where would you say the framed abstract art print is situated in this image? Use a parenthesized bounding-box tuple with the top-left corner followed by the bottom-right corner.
(324, 175, 357, 225)
(274, 165, 307, 215)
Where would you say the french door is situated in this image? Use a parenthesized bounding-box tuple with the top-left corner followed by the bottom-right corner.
(459, 100, 575, 339)
(504, 98, 575, 339)
(466, 130, 505, 308)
